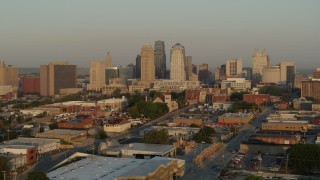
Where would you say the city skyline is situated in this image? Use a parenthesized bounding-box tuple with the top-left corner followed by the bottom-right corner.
(0, 1, 319, 69)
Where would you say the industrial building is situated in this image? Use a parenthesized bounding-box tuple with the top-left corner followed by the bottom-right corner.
(217, 113, 254, 125)
(35, 129, 87, 143)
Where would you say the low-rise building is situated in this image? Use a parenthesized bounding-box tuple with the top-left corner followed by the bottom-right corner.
(243, 94, 270, 105)
(173, 117, 202, 126)
(104, 120, 131, 133)
(212, 102, 234, 111)
(4, 137, 60, 154)
(293, 98, 312, 110)
(59, 88, 83, 97)
(97, 96, 128, 111)
(152, 80, 200, 92)
(261, 122, 308, 132)
(218, 113, 254, 125)
(152, 92, 178, 112)
(0, 145, 37, 166)
(47, 153, 185, 180)
(35, 129, 87, 142)
(0, 86, 17, 100)
(140, 126, 200, 139)
(221, 78, 251, 91)
(212, 94, 230, 102)
(248, 134, 301, 145)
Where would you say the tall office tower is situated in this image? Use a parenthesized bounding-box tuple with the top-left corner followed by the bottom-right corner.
(226, 58, 243, 77)
(312, 68, 320, 79)
(198, 63, 209, 83)
(192, 64, 197, 74)
(105, 51, 113, 67)
(252, 49, 270, 82)
(0, 61, 19, 87)
(140, 45, 155, 82)
(170, 43, 186, 81)
(242, 67, 252, 80)
(280, 61, 296, 86)
(87, 61, 106, 91)
(213, 67, 220, 81)
(154, 40, 166, 79)
(135, 55, 141, 79)
(119, 64, 135, 82)
(40, 61, 77, 96)
(185, 56, 192, 80)
(105, 67, 119, 84)
(220, 64, 226, 78)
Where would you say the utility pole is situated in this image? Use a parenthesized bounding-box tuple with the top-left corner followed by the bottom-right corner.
(285, 153, 289, 174)
(2, 171, 6, 180)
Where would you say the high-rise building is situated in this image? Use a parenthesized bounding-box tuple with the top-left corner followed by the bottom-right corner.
(140, 45, 155, 82)
(301, 79, 320, 100)
(119, 64, 135, 83)
(87, 61, 106, 91)
(242, 67, 252, 80)
(135, 55, 141, 79)
(105, 67, 119, 84)
(170, 43, 186, 81)
(0, 61, 19, 87)
(21, 76, 40, 94)
(280, 61, 296, 86)
(262, 65, 281, 83)
(220, 64, 226, 79)
(185, 56, 192, 80)
(40, 61, 77, 96)
(105, 52, 112, 67)
(213, 67, 220, 81)
(252, 49, 270, 82)
(226, 58, 242, 77)
(192, 64, 197, 74)
(198, 63, 209, 83)
(154, 40, 166, 79)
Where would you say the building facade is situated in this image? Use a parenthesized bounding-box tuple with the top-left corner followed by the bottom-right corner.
(185, 56, 192, 80)
(252, 49, 270, 82)
(21, 76, 40, 94)
(170, 43, 186, 81)
(87, 61, 106, 91)
(226, 58, 242, 77)
(105, 51, 113, 67)
(40, 61, 77, 96)
(135, 55, 141, 79)
(154, 40, 166, 79)
(141, 45, 155, 83)
(280, 61, 296, 86)
(262, 65, 281, 83)
(0, 61, 19, 87)
(198, 63, 209, 83)
(301, 79, 320, 100)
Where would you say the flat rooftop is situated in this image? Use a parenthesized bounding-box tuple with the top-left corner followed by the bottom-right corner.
(220, 113, 250, 118)
(5, 137, 60, 147)
(40, 129, 86, 135)
(108, 143, 175, 154)
(47, 154, 181, 180)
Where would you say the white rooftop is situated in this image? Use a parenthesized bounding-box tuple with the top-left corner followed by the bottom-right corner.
(40, 129, 86, 135)
(5, 137, 60, 147)
(47, 154, 181, 180)
(108, 143, 175, 154)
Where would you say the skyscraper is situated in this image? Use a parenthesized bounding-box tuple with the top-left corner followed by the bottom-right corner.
(135, 55, 141, 79)
(87, 61, 106, 91)
(105, 51, 112, 67)
(154, 40, 166, 79)
(198, 63, 209, 83)
(226, 58, 243, 77)
(170, 43, 186, 81)
(192, 64, 197, 74)
(40, 61, 77, 96)
(185, 56, 192, 80)
(0, 61, 19, 87)
(252, 49, 270, 82)
(280, 61, 296, 86)
(140, 45, 155, 82)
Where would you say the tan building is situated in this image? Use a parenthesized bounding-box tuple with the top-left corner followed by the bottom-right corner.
(87, 61, 107, 91)
(226, 58, 242, 77)
(141, 45, 155, 83)
(0, 61, 19, 87)
(35, 129, 87, 142)
(301, 79, 320, 100)
(173, 118, 202, 126)
(261, 122, 308, 132)
(170, 43, 186, 81)
(40, 61, 77, 96)
(104, 121, 131, 133)
(218, 113, 254, 125)
(59, 88, 83, 97)
(280, 61, 295, 85)
(252, 49, 270, 81)
(220, 78, 251, 91)
(184, 56, 192, 80)
(262, 65, 281, 83)
(152, 79, 200, 92)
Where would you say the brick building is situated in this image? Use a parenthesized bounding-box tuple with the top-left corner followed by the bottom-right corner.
(212, 94, 230, 102)
(301, 79, 320, 101)
(21, 76, 40, 94)
(261, 122, 308, 132)
(243, 94, 270, 105)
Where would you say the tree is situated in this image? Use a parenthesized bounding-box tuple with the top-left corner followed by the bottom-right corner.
(190, 123, 199, 128)
(245, 175, 263, 180)
(0, 157, 9, 179)
(231, 101, 258, 112)
(98, 129, 107, 139)
(27, 172, 49, 180)
(111, 89, 122, 98)
(144, 129, 169, 144)
(49, 123, 58, 130)
(230, 92, 247, 101)
(287, 144, 320, 174)
(21, 128, 32, 137)
(258, 85, 285, 96)
(193, 126, 215, 143)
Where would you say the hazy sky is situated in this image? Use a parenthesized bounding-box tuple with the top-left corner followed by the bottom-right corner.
(0, 0, 319, 70)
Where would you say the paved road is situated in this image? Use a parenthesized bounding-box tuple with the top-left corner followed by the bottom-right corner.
(182, 107, 274, 180)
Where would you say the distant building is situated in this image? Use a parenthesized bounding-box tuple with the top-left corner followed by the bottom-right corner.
(192, 64, 197, 74)
(170, 43, 186, 81)
(301, 79, 320, 101)
(280, 61, 296, 86)
(21, 76, 40, 94)
(213, 67, 220, 81)
(226, 58, 242, 77)
(105, 51, 113, 67)
(152, 79, 200, 92)
(59, 88, 83, 97)
(242, 67, 252, 80)
(262, 65, 281, 83)
(105, 67, 119, 84)
(185, 56, 193, 80)
(294, 72, 305, 89)
(87, 61, 106, 91)
(220, 78, 251, 91)
(40, 61, 77, 96)
(0, 86, 17, 100)
(252, 49, 270, 83)
(135, 55, 141, 79)
(119, 64, 135, 83)
(154, 40, 166, 79)
(198, 63, 209, 83)
(0, 61, 19, 87)
(312, 68, 320, 79)
(141, 45, 155, 83)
